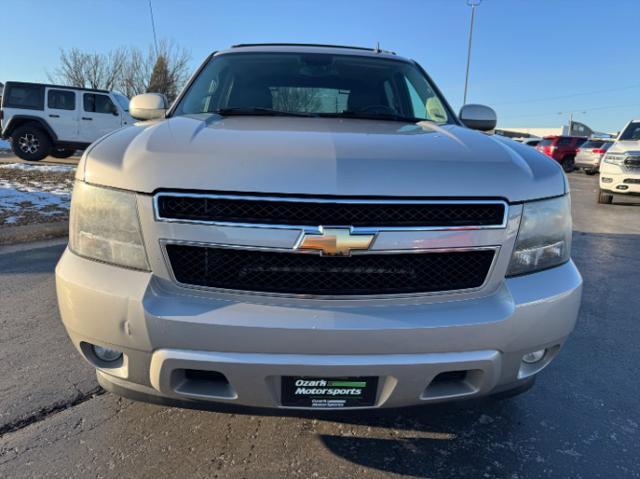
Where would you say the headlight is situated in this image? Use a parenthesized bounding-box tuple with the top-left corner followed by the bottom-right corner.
(603, 153, 625, 165)
(507, 195, 571, 276)
(69, 182, 150, 270)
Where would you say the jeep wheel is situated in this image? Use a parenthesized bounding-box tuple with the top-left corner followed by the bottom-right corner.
(11, 125, 52, 161)
(562, 156, 575, 173)
(585, 169, 597, 176)
(50, 148, 76, 159)
(597, 189, 613, 204)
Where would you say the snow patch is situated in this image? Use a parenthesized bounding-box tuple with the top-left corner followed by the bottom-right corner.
(0, 180, 71, 210)
(0, 162, 76, 173)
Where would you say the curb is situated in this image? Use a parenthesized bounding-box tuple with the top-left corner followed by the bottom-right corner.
(0, 221, 69, 245)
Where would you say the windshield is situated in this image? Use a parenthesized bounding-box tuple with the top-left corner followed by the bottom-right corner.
(619, 121, 640, 141)
(113, 93, 129, 112)
(539, 138, 554, 147)
(580, 140, 605, 149)
(173, 52, 451, 123)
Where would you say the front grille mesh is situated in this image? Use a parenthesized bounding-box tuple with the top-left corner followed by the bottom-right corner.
(624, 157, 640, 168)
(165, 245, 495, 296)
(156, 195, 505, 228)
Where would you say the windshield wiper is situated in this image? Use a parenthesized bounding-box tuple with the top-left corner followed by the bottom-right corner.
(213, 107, 315, 118)
(318, 111, 426, 123)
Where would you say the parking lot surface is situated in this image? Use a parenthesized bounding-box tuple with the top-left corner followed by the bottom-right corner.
(0, 174, 639, 478)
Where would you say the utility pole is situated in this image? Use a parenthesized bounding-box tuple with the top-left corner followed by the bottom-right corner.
(148, 0, 159, 58)
(568, 112, 573, 135)
(463, 0, 482, 105)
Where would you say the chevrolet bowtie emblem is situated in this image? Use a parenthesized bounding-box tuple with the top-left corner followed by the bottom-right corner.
(297, 228, 375, 256)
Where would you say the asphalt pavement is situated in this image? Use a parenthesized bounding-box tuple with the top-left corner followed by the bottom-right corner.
(0, 174, 639, 478)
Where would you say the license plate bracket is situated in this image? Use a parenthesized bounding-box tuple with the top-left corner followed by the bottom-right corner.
(281, 376, 378, 408)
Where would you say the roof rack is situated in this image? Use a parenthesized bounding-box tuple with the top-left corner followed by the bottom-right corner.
(230, 43, 396, 55)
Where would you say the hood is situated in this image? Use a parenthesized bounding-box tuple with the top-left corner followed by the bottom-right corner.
(81, 115, 566, 202)
(607, 140, 640, 155)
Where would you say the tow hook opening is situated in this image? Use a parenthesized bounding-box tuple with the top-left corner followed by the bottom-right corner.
(422, 369, 483, 400)
(172, 369, 236, 400)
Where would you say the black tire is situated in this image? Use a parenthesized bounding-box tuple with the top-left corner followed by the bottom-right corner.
(10, 124, 52, 161)
(597, 189, 613, 204)
(585, 169, 597, 176)
(50, 148, 76, 159)
(562, 155, 575, 173)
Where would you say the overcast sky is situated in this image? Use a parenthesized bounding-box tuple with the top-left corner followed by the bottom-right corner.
(1, 0, 638, 133)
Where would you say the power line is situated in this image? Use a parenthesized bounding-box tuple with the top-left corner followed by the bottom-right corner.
(494, 83, 640, 106)
(148, 0, 159, 57)
(501, 103, 640, 120)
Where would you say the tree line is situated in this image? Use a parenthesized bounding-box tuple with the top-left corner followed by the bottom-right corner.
(48, 40, 191, 103)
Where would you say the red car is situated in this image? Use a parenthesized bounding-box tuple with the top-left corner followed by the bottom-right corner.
(536, 136, 587, 172)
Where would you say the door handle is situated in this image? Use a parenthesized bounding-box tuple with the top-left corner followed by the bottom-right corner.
(49, 114, 60, 118)
(82, 117, 93, 121)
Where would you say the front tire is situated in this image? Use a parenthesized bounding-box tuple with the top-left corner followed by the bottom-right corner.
(585, 169, 597, 176)
(597, 189, 613, 204)
(11, 125, 52, 161)
(50, 148, 76, 159)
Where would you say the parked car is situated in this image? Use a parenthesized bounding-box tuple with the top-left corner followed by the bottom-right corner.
(536, 135, 587, 172)
(0, 82, 133, 161)
(574, 139, 613, 175)
(55, 44, 581, 411)
(520, 137, 541, 147)
(598, 119, 640, 204)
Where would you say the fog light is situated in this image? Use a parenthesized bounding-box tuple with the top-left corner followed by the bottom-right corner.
(93, 345, 122, 362)
(602, 177, 613, 183)
(522, 349, 546, 364)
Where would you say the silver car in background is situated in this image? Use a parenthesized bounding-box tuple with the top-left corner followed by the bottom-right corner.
(575, 139, 613, 175)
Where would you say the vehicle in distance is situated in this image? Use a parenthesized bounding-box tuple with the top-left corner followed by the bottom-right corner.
(0, 82, 132, 161)
(575, 139, 613, 175)
(536, 135, 587, 172)
(55, 44, 582, 411)
(598, 119, 640, 204)
(518, 137, 541, 147)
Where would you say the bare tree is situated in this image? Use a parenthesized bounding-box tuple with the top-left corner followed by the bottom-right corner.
(49, 47, 127, 90)
(273, 87, 321, 113)
(49, 40, 191, 102)
(121, 40, 191, 102)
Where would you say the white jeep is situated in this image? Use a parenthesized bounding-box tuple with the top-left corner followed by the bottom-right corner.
(0, 82, 133, 161)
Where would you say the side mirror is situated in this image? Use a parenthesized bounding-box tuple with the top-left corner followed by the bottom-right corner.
(130, 93, 168, 121)
(459, 104, 497, 131)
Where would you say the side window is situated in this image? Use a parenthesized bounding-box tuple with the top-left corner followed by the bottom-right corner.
(47, 90, 75, 110)
(84, 93, 116, 114)
(557, 138, 571, 146)
(404, 79, 426, 118)
(4, 84, 44, 110)
(403, 76, 448, 122)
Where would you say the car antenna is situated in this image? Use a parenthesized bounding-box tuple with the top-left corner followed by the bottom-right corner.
(374, 41, 381, 53)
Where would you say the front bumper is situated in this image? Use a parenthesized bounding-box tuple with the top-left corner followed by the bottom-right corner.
(600, 164, 640, 195)
(56, 249, 582, 410)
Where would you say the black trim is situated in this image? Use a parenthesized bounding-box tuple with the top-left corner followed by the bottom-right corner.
(1, 115, 57, 140)
(53, 140, 91, 150)
(3, 81, 109, 94)
(231, 43, 396, 55)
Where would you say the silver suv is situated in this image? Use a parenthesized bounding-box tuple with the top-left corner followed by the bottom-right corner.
(56, 44, 582, 410)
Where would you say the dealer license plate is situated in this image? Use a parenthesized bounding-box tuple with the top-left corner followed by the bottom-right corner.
(281, 376, 378, 408)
